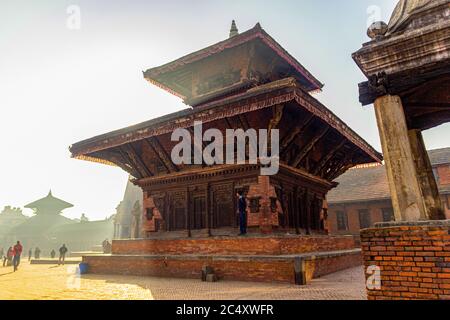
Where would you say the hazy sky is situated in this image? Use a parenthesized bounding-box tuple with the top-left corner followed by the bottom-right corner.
(1, 0, 448, 220)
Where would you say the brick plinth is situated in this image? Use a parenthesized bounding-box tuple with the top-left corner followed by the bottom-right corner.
(112, 235, 356, 256)
(82, 235, 362, 284)
(83, 250, 362, 284)
(361, 220, 450, 300)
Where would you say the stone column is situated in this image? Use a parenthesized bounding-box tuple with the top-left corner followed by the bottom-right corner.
(408, 129, 445, 220)
(374, 95, 427, 221)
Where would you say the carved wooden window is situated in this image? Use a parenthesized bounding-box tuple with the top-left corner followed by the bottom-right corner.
(336, 211, 348, 231)
(146, 208, 154, 221)
(249, 198, 261, 213)
(382, 208, 394, 222)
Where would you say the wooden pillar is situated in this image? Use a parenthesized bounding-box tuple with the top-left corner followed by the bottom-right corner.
(293, 186, 300, 235)
(186, 188, 191, 237)
(206, 183, 211, 237)
(305, 190, 312, 235)
(374, 95, 427, 221)
(408, 129, 445, 220)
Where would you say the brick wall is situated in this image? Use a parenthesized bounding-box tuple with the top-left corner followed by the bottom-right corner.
(328, 201, 392, 235)
(83, 251, 362, 284)
(438, 165, 450, 185)
(360, 222, 450, 300)
(112, 235, 356, 256)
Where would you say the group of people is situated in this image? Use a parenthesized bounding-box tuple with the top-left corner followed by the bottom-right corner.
(1, 242, 69, 270)
(1, 241, 23, 272)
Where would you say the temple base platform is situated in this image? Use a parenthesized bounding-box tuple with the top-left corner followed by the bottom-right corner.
(82, 234, 363, 284)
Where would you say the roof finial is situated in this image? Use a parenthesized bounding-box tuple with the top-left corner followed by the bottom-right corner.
(229, 20, 239, 38)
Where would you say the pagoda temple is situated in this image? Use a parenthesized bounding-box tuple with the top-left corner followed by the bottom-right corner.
(70, 22, 382, 284)
(7, 191, 74, 251)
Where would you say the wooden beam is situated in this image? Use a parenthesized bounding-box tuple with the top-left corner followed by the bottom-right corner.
(268, 104, 284, 134)
(291, 127, 330, 168)
(145, 137, 179, 173)
(280, 115, 314, 153)
(237, 114, 250, 130)
(325, 148, 356, 181)
(312, 139, 347, 176)
(187, 127, 206, 166)
(122, 144, 153, 177)
(117, 147, 144, 179)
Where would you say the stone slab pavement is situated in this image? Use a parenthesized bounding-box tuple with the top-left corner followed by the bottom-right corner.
(0, 262, 367, 300)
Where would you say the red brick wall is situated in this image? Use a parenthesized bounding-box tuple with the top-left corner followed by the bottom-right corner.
(328, 201, 392, 235)
(360, 223, 450, 300)
(111, 235, 356, 256)
(438, 165, 450, 186)
(83, 251, 362, 284)
(443, 195, 450, 219)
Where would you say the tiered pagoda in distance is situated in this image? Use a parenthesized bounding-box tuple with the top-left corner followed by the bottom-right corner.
(70, 22, 382, 284)
(7, 191, 74, 251)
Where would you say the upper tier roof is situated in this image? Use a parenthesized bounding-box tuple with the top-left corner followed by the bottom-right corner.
(143, 23, 323, 107)
(24, 190, 74, 215)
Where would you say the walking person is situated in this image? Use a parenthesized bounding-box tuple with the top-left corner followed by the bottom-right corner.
(50, 249, 56, 259)
(34, 247, 41, 259)
(28, 249, 32, 261)
(0, 248, 3, 261)
(12, 241, 23, 272)
(58, 244, 68, 265)
(236, 191, 248, 236)
(3, 247, 13, 267)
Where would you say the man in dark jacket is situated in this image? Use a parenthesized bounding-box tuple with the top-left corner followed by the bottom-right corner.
(237, 191, 247, 235)
(58, 244, 68, 265)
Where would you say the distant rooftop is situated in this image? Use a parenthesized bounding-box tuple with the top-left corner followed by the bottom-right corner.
(24, 190, 74, 215)
(328, 147, 450, 204)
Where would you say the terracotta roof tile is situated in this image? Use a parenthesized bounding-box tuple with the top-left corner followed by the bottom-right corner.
(328, 148, 450, 204)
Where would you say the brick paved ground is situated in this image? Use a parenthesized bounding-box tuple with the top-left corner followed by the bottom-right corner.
(0, 262, 367, 300)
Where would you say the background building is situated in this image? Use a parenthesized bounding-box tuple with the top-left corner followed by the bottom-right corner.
(327, 148, 450, 235)
(113, 179, 143, 239)
(1, 191, 114, 255)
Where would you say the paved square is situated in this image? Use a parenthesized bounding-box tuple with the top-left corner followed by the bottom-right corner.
(0, 262, 366, 300)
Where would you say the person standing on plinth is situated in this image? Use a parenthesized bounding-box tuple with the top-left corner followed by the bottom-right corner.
(58, 244, 68, 265)
(12, 241, 23, 272)
(34, 247, 41, 259)
(237, 191, 248, 236)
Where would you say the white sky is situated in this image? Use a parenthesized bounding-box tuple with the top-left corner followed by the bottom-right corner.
(0, 0, 448, 221)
